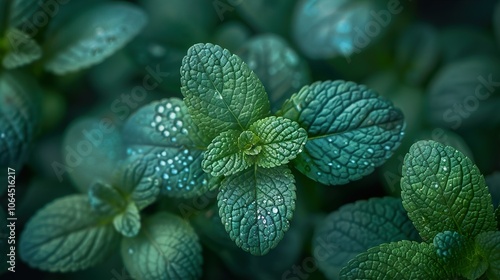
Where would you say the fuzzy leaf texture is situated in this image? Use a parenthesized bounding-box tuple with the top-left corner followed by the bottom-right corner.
(121, 212, 202, 280)
(202, 130, 251, 177)
(475, 231, 500, 280)
(19, 195, 120, 272)
(0, 71, 40, 170)
(339, 241, 453, 279)
(180, 43, 271, 139)
(313, 197, 420, 279)
(43, 2, 147, 74)
(113, 202, 141, 237)
(401, 140, 497, 241)
(123, 98, 215, 198)
(218, 165, 296, 256)
(278, 80, 405, 185)
(249, 116, 307, 168)
(2, 28, 42, 69)
(433, 231, 486, 279)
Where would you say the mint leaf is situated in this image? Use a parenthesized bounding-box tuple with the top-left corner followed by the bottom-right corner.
(475, 231, 500, 280)
(250, 116, 307, 168)
(278, 80, 405, 185)
(62, 117, 123, 192)
(121, 212, 202, 280)
(123, 98, 215, 198)
(238, 34, 310, 112)
(113, 202, 141, 238)
(180, 43, 270, 139)
(401, 140, 497, 241)
(8, 0, 40, 27)
(88, 181, 127, 216)
(202, 130, 251, 177)
(0, 71, 40, 171)
(433, 231, 485, 279)
(2, 28, 42, 69)
(314, 197, 419, 279)
(119, 154, 160, 210)
(339, 241, 453, 279)
(20, 195, 120, 272)
(218, 165, 296, 255)
(43, 2, 147, 74)
(496, 207, 500, 229)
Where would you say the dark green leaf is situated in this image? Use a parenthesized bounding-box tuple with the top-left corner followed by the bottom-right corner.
(202, 130, 251, 177)
(218, 165, 296, 255)
(121, 212, 202, 280)
(401, 140, 497, 241)
(20, 195, 120, 272)
(486, 171, 500, 208)
(235, 0, 294, 35)
(123, 98, 215, 198)
(2, 28, 42, 69)
(475, 231, 500, 280)
(113, 202, 141, 238)
(238, 34, 310, 112)
(340, 241, 453, 279)
(8, 0, 40, 27)
(88, 181, 127, 216)
(278, 80, 405, 185)
(249, 116, 307, 168)
(313, 197, 419, 279)
(43, 2, 147, 74)
(180, 43, 270, 139)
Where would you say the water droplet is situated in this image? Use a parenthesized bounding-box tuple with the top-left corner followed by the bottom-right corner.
(128, 248, 134, 254)
(166, 103, 172, 109)
(181, 128, 188, 134)
(367, 148, 374, 154)
(171, 137, 177, 142)
(202, 179, 208, 185)
(169, 112, 176, 119)
(161, 151, 167, 157)
(174, 106, 181, 112)
(155, 115, 162, 123)
(157, 106, 165, 114)
(316, 171, 322, 176)
(433, 182, 439, 188)
(262, 219, 267, 225)
(384, 145, 391, 151)
(272, 207, 278, 214)
(171, 126, 178, 132)
(167, 159, 173, 164)
(187, 156, 193, 161)
(163, 174, 169, 179)
(0, 133, 5, 138)
(150, 121, 156, 127)
(176, 120, 183, 127)
(171, 169, 178, 175)
(443, 167, 448, 171)
(158, 125, 165, 132)
(328, 162, 333, 166)
(160, 160, 166, 166)
(327, 138, 333, 143)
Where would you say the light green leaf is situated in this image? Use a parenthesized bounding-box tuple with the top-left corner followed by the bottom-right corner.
(202, 130, 251, 177)
(0, 71, 40, 171)
(123, 98, 215, 198)
(250, 116, 307, 168)
(401, 140, 497, 241)
(121, 212, 202, 280)
(433, 231, 486, 280)
(278, 80, 405, 186)
(43, 2, 147, 74)
(8, 0, 40, 27)
(340, 241, 453, 279)
(19, 195, 120, 272)
(238, 34, 310, 112)
(314, 197, 419, 280)
(180, 43, 270, 139)
(2, 28, 42, 69)
(113, 202, 141, 238)
(218, 165, 296, 255)
(119, 154, 161, 210)
(475, 231, 500, 280)
(88, 181, 127, 216)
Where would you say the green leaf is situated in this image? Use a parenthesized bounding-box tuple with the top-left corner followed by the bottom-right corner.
(433, 231, 487, 280)
(43, 2, 147, 74)
(123, 98, 215, 198)
(121, 212, 202, 280)
(0, 70, 40, 170)
(313, 197, 420, 280)
(88, 181, 127, 216)
(235, 0, 294, 35)
(119, 154, 161, 210)
(2, 28, 42, 69)
(278, 80, 405, 185)
(202, 130, 251, 177)
(401, 140, 497, 241)
(250, 116, 307, 168)
(180, 43, 270, 139)
(20, 195, 120, 272)
(340, 241, 453, 279)
(113, 202, 141, 238)
(496, 207, 500, 229)
(8, 0, 40, 27)
(475, 231, 500, 280)
(218, 165, 296, 255)
(238, 34, 310, 112)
